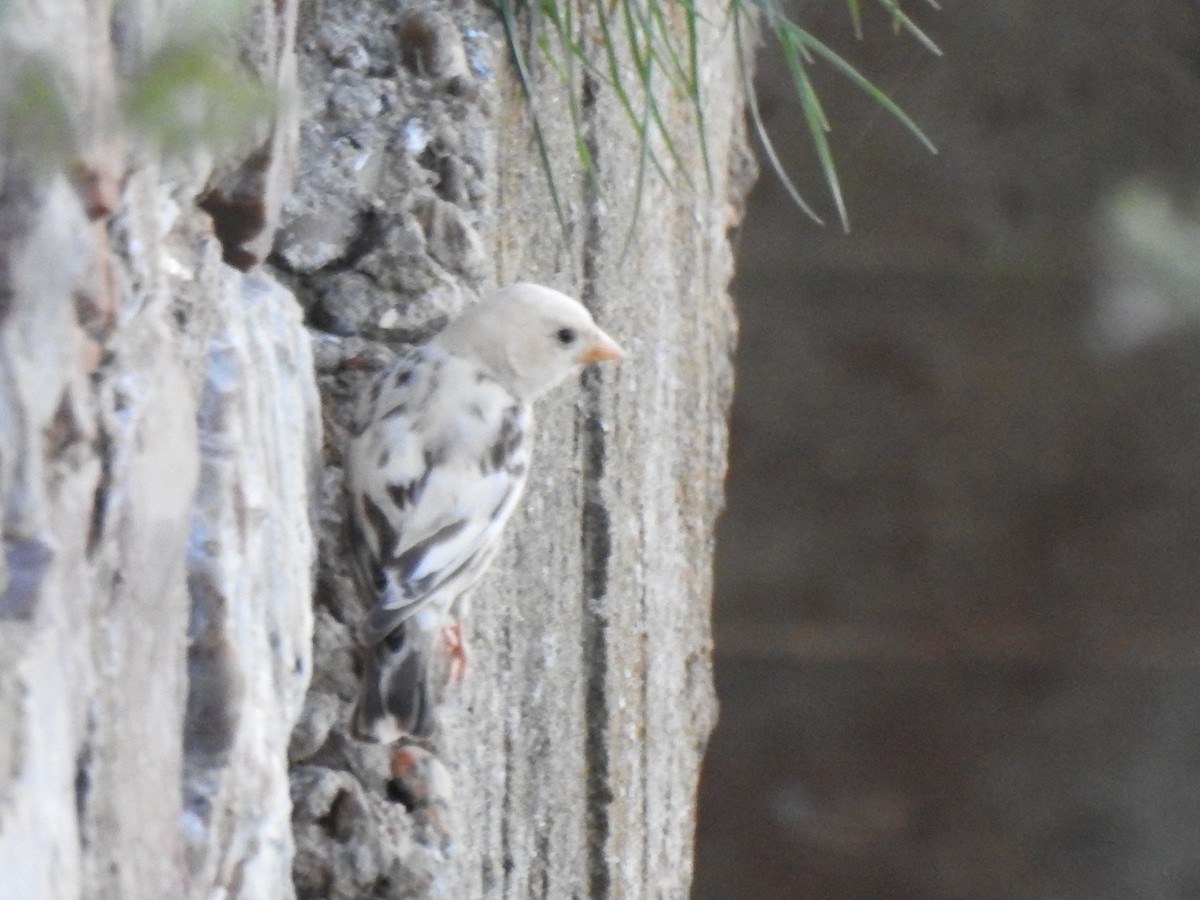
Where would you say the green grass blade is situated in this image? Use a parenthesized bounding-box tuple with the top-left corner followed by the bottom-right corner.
(646, 1, 693, 91)
(874, 0, 943, 56)
(535, 0, 597, 178)
(846, 0, 863, 38)
(733, 3, 825, 225)
(536, 32, 596, 175)
(590, 0, 674, 186)
(682, 0, 714, 193)
(618, 63, 654, 261)
(494, 0, 571, 239)
(496, 0, 938, 237)
(624, 2, 698, 191)
(789, 21, 938, 153)
(777, 25, 848, 229)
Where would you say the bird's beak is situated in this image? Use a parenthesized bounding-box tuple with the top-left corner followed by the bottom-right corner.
(578, 331, 625, 363)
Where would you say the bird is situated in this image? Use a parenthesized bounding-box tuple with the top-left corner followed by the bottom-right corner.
(343, 282, 624, 743)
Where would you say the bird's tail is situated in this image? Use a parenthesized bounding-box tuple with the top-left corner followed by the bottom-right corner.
(350, 621, 437, 743)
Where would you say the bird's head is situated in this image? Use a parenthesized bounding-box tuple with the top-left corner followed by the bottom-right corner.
(434, 283, 625, 400)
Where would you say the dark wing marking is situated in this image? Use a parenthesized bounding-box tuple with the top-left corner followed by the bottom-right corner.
(387, 474, 427, 511)
(361, 538, 489, 645)
(345, 508, 385, 594)
(361, 493, 397, 559)
(381, 402, 408, 419)
(484, 405, 524, 473)
(391, 519, 468, 592)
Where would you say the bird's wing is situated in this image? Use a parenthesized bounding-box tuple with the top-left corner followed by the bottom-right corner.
(345, 346, 531, 645)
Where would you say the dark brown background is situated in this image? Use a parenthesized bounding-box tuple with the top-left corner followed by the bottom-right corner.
(695, 1, 1200, 897)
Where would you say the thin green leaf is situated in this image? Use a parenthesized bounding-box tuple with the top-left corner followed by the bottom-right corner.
(639, 0, 714, 192)
(738, 0, 783, 21)
(622, 0, 698, 191)
(498, 0, 938, 238)
(618, 64, 654, 261)
(682, 0, 713, 193)
(732, 3, 824, 225)
(590, 0, 674, 186)
(536, 0, 597, 178)
(874, 0, 943, 56)
(777, 26, 848, 229)
(494, 0, 571, 238)
(537, 35, 596, 175)
(645, 1, 693, 91)
(789, 22, 938, 153)
(615, 0, 654, 246)
(846, 0, 863, 39)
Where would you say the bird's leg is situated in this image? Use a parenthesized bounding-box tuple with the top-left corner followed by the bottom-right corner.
(443, 620, 469, 683)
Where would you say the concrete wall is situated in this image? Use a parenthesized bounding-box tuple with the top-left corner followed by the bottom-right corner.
(0, 0, 749, 896)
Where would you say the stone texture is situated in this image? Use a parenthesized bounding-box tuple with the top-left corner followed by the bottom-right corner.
(182, 273, 318, 897)
(0, 0, 747, 893)
(199, 0, 300, 270)
(0, 0, 319, 897)
(282, 0, 749, 896)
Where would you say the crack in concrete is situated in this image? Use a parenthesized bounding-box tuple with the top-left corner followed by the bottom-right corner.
(579, 64, 615, 900)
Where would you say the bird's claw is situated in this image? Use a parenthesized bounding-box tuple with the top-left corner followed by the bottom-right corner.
(443, 621, 469, 683)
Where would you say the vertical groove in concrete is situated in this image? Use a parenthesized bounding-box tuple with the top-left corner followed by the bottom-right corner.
(579, 63, 615, 898)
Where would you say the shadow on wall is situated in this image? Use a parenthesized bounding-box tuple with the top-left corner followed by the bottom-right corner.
(695, 2, 1200, 898)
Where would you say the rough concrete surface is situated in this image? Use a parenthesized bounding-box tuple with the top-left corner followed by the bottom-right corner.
(0, 0, 319, 895)
(0, 0, 748, 896)
(281, 0, 749, 896)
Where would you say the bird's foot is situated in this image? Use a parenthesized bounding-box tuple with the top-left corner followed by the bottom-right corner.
(442, 621, 469, 683)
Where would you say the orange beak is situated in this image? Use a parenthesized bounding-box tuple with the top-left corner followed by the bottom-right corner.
(578, 331, 625, 363)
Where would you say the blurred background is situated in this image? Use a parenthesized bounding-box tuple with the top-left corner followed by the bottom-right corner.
(694, 1, 1200, 897)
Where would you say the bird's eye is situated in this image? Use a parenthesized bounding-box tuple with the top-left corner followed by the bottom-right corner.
(555, 327, 577, 346)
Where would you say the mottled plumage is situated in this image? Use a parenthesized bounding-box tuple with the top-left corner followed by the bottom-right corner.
(345, 283, 623, 742)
